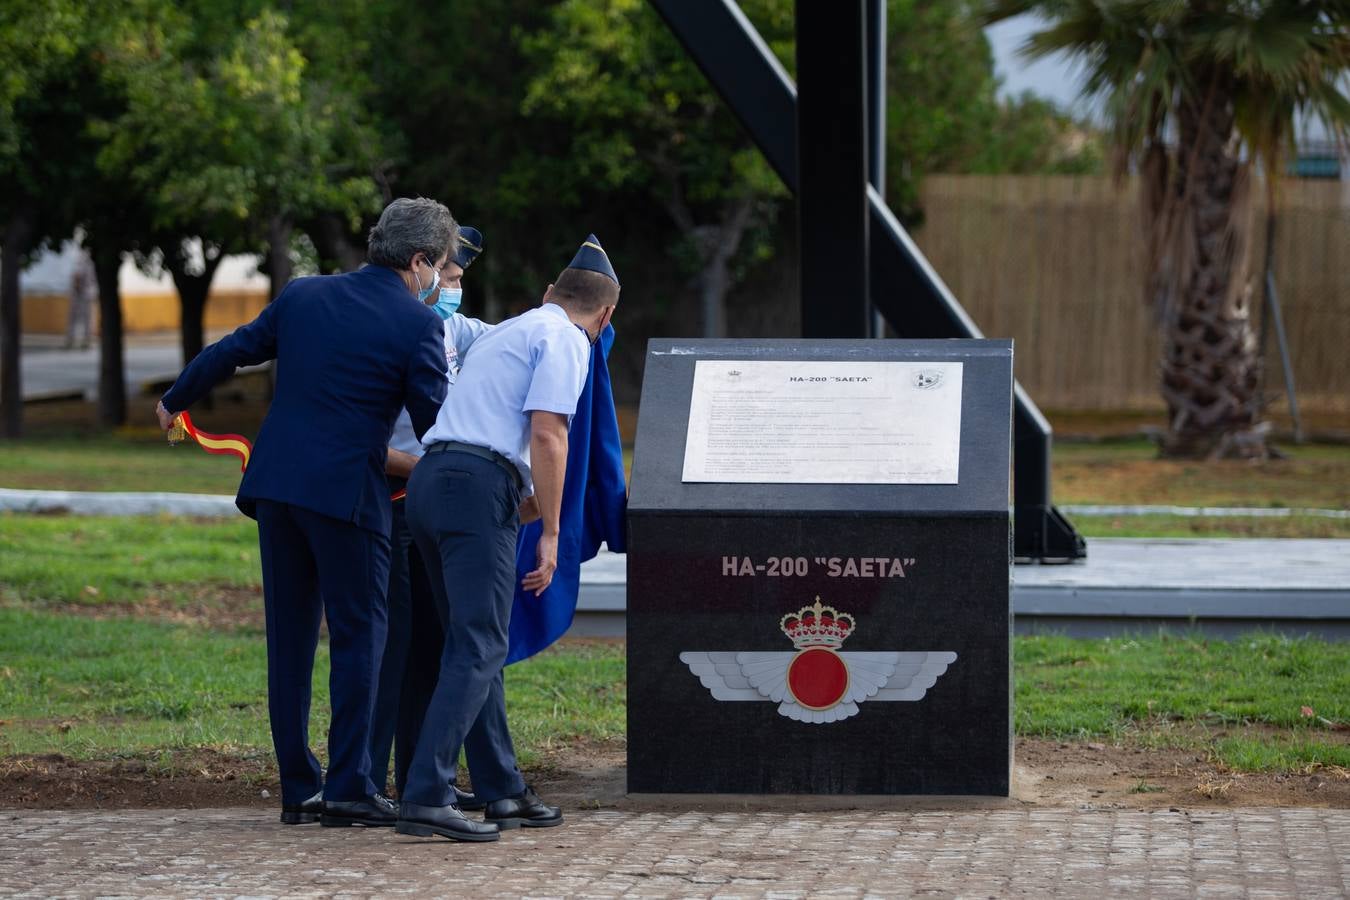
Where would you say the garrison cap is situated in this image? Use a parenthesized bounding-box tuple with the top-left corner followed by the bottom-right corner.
(567, 234, 618, 285)
(452, 225, 484, 270)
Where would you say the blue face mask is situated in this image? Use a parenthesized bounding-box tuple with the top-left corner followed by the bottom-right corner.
(432, 287, 462, 320)
(414, 259, 440, 304)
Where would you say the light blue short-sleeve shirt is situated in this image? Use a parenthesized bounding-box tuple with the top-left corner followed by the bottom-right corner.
(388, 313, 494, 456)
(420, 302, 589, 495)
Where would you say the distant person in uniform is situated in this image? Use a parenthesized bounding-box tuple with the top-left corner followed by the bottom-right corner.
(371, 225, 497, 800)
(155, 198, 454, 829)
(67, 251, 96, 350)
(396, 235, 619, 843)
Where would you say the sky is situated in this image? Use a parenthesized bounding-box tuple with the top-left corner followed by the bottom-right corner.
(985, 13, 1087, 109)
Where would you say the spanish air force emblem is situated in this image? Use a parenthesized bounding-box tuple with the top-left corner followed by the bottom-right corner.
(679, 598, 957, 725)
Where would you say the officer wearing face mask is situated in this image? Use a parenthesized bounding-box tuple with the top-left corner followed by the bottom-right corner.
(372, 226, 494, 800)
(397, 235, 619, 843)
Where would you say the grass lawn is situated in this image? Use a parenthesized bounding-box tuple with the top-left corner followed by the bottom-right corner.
(6, 433, 1350, 510)
(3, 434, 1349, 541)
(1, 606, 1344, 775)
(0, 432, 246, 495)
(0, 608, 625, 771)
(1074, 513, 1350, 539)
(1, 414, 1346, 778)
(0, 514, 259, 606)
(1053, 439, 1350, 509)
(6, 509, 1335, 623)
(1019, 632, 1350, 772)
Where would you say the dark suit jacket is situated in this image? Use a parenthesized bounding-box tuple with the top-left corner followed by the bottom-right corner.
(162, 265, 447, 535)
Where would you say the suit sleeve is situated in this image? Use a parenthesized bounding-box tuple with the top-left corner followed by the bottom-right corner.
(161, 292, 283, 414)
(405, 315, 450, 440)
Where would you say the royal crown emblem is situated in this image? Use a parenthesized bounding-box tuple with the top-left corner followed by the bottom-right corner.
(780, 598, 854, 649)
(680, 598, 956, 724)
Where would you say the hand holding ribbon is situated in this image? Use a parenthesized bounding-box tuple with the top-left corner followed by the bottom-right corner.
(159, 402, 407, 501)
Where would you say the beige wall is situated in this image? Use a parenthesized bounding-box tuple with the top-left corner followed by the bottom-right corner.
(915, 175, 1350, 412)
(22, 290, 269, 336)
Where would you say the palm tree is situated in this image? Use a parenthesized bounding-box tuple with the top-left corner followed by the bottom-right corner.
(985, 0, 1350, 458)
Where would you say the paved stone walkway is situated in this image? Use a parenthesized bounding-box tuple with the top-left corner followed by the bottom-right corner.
(2, 807, 1347, 897)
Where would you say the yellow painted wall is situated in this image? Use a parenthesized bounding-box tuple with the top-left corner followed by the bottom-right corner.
(21, 290, 269, 335)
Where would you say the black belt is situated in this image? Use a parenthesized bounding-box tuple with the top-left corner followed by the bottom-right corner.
(425, 441, 523, 490)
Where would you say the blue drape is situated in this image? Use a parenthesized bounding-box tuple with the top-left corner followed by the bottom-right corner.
(507, 324, 627, 665)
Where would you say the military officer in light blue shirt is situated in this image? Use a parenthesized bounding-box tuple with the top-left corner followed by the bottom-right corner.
(396, 235, 619, 843)
(372, 227, 493, 802)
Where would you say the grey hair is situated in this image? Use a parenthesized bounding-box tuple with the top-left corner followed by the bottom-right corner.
(366, 197, 458, 270)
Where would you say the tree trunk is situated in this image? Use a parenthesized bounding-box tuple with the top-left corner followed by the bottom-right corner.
(263, 216, 292, 399)
(91, 243, 126, 428)
(1, 211, 33, 438)
(1157, 79, 1265, 459)
(165, 248, 224, 366)
(306, 214, 365, 273)
(267, 215, 293, 301)
(692, 197, 756, 339)
(699, 254, 730, 339)
(166, 247, 223, 411)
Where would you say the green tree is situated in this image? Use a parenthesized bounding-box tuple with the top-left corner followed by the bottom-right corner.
(363, 0, 557, 321)
(970, 92, 1104, 175)
(987, 0, 1350, 458)
(374, 0, 1092, 374)
(0, 1, 160, 429)
(101, 6, 383, 363)
(518, 0, 791, 338)
(883, 0, 1007, 219)
(0, 0, 85, 437)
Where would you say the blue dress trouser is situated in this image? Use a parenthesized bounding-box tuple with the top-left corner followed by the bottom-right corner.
(368, 495, 419, 794)
(401, 450, 527, 807)
(255, 500, 390, 804)
(391, 533, 440, 797)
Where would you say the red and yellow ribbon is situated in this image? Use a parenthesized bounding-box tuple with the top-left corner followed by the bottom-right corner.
(172, 411, 407, 501)
(174, 412, 253, 472)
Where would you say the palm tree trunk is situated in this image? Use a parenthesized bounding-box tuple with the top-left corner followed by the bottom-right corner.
(1157, 80, 1265, 459)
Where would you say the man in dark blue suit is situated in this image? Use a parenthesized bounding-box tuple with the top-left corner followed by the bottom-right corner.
(156, 198, 455, 828)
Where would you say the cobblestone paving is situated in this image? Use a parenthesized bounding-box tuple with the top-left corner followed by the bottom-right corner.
(2, 807, 1347, 898)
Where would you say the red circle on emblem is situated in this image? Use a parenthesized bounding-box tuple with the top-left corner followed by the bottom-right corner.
(786, 648, 849, 710)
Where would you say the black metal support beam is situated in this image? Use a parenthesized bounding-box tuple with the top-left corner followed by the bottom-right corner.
(866, 0, 886, 194)
(648, 0, 1085, 562)
(796, 1, 869, 338)
(866, 0, 887, 339)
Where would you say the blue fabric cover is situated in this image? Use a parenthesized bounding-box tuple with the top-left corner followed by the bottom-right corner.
(507, 323, 627, 664)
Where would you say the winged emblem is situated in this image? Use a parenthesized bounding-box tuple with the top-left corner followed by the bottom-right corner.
(679, 598, 956, 724)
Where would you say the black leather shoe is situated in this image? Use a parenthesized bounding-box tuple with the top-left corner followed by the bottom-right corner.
(453, 785, 485, 811)
(280, 789, 323, 825)
(319, 794, 398, 827)
(396, 801, 500, 842)
(484, 787, 562, 829)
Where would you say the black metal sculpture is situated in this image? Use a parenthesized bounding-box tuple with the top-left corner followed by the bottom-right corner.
(648, 0, 1086, 562)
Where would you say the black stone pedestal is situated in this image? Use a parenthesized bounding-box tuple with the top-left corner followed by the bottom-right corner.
(627, 339, 1013, 795)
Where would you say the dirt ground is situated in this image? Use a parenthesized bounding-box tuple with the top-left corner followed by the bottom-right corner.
(3, 738, 1346, 813)
(44, 586, 265, 631)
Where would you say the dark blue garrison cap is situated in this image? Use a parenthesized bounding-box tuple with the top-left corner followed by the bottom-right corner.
(452, 225, 483, 269)
(568, 234, 618, 285)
